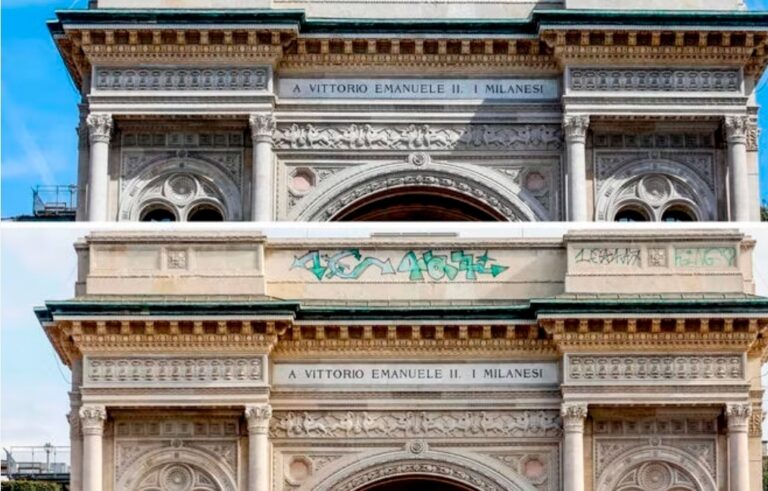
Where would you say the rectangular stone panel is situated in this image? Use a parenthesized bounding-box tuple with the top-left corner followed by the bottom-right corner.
(564, 354, 745, 384)
(93, 66, 271, 92)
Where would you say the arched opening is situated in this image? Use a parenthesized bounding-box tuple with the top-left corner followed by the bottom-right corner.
(357, 476, 477, 491)
(140, 204, 177, 222)
(330, 187, 507, 221)
(188, 204, 225, 222)
(614, 206, 650, 222)
(661, 205, 696, 222)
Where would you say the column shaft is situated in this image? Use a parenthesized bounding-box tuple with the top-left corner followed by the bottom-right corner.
(561, 403, 587, 491)
(85, 113, 113, 221)
(249, 114, 276, 221)
(725, 116, 750, 222)
(726, 403, 751, 491)
(79, 405, 106, 491)
(563, 115, 590, 222)
(246, 403, 272, 491)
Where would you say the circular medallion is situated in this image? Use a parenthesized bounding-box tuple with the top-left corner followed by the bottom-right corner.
(637, 462, 673, 490)
(165, 174, 197, 203)
(639, 175, 671, 206)
(161, 464, 194, 491)
(525, 171, 547, 193)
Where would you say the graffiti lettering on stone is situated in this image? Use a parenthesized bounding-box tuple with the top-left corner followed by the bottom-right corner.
(674, 247, 737, 267)
(574, 248, 641, 266)
(291, 249, 509, 281)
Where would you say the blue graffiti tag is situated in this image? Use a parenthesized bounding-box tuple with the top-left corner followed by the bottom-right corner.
(292, 249, 509, 281)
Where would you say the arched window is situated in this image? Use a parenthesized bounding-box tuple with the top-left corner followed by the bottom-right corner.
(140, 204, 177, 222)
(614, 206, 650, 222)
(661, 205, 696, 222)
(187, 204, 225, 222)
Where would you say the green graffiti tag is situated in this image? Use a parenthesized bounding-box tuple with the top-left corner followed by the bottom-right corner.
(674, 247, 737, 267)
(292, 249, 509, 281)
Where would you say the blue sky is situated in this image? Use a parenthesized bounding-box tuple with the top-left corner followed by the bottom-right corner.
(1, 1, 768, 217)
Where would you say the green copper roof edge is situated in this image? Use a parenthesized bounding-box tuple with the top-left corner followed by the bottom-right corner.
(47, 8, 768, 35)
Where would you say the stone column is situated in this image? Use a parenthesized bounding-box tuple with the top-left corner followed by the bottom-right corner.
(79, 405, 106, 491)
(68, 412, 82, 491)
(561, 402, 588, 491)
(563, 115, 590, 222)
(85, 113, 113, 222)
(249, 113, 276, 221)
(245, 403, 272, 491)
(726, 403, 751, 491)
(725, 115, 750, 222)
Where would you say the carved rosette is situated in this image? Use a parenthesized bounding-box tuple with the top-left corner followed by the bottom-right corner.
(725, 403, 752, 432)
(724, 115, 749, 145)
(560, 403, 588, 433)
(79, 404, 107, 436)
(245, 403, 272, 435)
(249, 113, 276, 144)
(86, 112, 113, 144)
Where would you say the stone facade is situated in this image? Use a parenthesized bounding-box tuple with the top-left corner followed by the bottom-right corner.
(37, 229, 768, 491)
(50, 3, 767, 221)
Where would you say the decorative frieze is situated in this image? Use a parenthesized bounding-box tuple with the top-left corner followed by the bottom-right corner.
(593, 133, 715, 149)
(94, 66, 270, 91)
(115, 419, 239, 438)
(122, 132, 244, 148)
(566, 354, 744, 383)
(593, 417, 717, 436)
(273, 123, 562, 151)
(270, 410, 561, 439)
(84, 356, 265, 387)
(569, 68, 741, 93)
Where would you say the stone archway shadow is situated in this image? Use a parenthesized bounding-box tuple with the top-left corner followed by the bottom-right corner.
(290, 157, 549, 222)
(301, 447, 539, 491)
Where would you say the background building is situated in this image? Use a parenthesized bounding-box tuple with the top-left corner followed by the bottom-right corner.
(47, 1, 767, 221)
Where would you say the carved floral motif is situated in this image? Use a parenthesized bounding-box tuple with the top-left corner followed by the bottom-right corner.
(270, 410, 561, 439)
(250, 113, 276, 141)
(86, 112, 113, 143)
(562, 115, 589, 141)
(94, 66, 269, 92)
(273, 123, 562, 151)
(85, 356, 263, 386)
(570, 68, 740, 92)
(567, 354, 743, 382)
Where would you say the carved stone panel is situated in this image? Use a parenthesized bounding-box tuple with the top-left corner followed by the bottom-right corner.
(84, 355, 266, 388)
(565, 354, 744, 384)
(569, 68, 741, 93)
(94, 66, 270, 92)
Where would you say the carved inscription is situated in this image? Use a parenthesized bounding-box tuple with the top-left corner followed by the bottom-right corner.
(274, 123, 562, 151)
(95, 67, 269, 91)
(567, 355, 744, 382)
(569, 68, 740, 92)
(574, 248, 641, 266)
(674, 247, 736, 267)
(270, 411, 561, 439)
(85, 356, 264, 386)
(291, 249, 509, 281)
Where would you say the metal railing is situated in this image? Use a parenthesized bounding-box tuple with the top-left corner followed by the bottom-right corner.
(31, 185, 77, 218)
(2, 445, 70, 477)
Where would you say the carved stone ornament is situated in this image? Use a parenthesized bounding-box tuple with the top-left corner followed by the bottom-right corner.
(560, 403, 587, 432)
(725, 403, 752, 431)
(408, 152, 431, 167)
(569, 68, 741, 93)
(566, 354, 744, 382)
(249, 113, 276, 142)
(270, 410, 561, 439)
(86, 112, 113, 143)
(562, 115, 590, 142)
(85, 356, 264, 386)
(79, 405, 107, 434)
(245, 403, 273, 433)
(746, 120, 759, 152)
(273, 123, 562, 151)
(94, 66, 270, 92)
(724, 115, 749, 144)
(68, 412, 81, 438)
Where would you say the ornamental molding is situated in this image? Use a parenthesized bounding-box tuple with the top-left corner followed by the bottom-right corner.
(83, 355, 265, 387)
(565, 354, 744, 384)
(250, 113, 277, 142)
(569, 68, 741, 93)
(86, 112, 113, 143)
(273, 123, 562, 152)
(724, 115, 749, 144)
(562, 115, 589, 141)
(245, 403, 273, 433)
(270, 410, 561, 439)
(93, 66, 270, 92)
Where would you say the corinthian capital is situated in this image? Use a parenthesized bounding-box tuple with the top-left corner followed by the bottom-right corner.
(245, 403, 272, 434)
(67, 412, 81, 438)
(563, 115, 590, 142)
(78, 404, 107, 435)
(249, 113, 276, 143)
(726, 402, 752, 431)
(724, 115, 749, 144)
(86, 112, 113, 144)
(561, 402, 588, 432)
